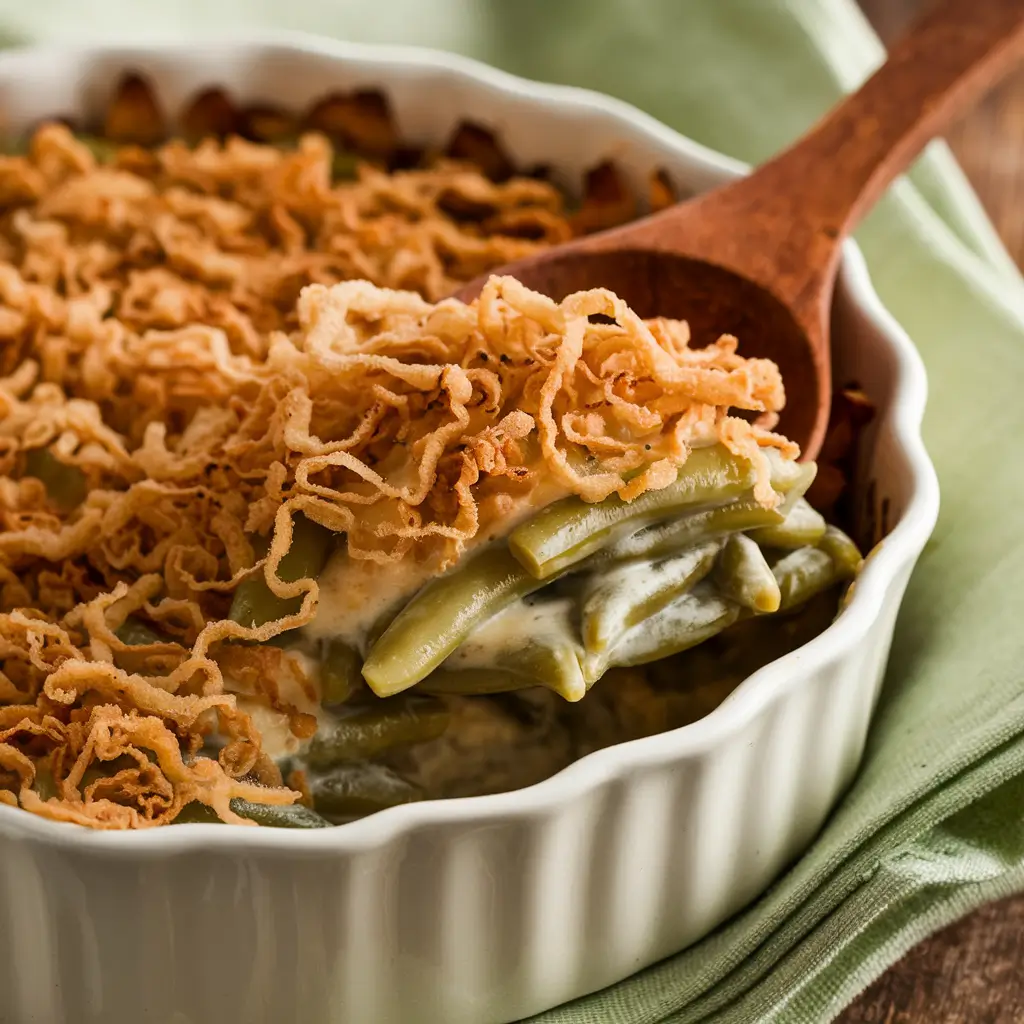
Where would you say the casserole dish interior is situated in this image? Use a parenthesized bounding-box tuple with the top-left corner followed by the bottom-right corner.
(0, 39, 937, 1024)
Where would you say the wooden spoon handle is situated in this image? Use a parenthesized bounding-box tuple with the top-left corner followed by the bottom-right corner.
(678, 0, 1024, 316)
(766, 0, 1024, 229)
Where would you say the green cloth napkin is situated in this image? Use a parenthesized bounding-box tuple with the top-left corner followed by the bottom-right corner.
(5, 0, 1024, 1020)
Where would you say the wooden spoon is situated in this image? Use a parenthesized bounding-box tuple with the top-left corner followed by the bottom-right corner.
(455, 0, 1024, 460)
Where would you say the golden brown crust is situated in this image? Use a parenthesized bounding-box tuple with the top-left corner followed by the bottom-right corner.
(0, 122, 795, 829)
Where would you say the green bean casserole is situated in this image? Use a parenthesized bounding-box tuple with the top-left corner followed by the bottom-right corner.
(0, 76, 866, 829)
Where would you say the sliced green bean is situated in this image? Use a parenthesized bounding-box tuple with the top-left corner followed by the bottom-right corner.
(425, 601, 586, 700)
(319, 639, 362, 706)
(714, 534, 781, 614)
(23, 448, 88, 511)
(581, 540, 720, 653)
(587, 582, 741, 682)
(229, 514, 335, 629)
(310, 762, 422, 818)
(115, 615, 171, 646)
(304, 696, 449, 768)
(508, 445, 756, 580)
(748, 498, 827, 549)
(772, 527, 861, 612)
(600, 499, 783, 564)
(361, 544, 547, 696)
(174, 798, 332, 828)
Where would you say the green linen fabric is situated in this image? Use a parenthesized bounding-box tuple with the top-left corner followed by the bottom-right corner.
(2, 0, 1023, 1020)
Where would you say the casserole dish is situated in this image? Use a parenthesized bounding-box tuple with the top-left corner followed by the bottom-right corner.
(0, 35, 939, 1024)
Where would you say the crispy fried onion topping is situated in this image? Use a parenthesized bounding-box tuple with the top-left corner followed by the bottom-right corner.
(0, 125, 794, 829)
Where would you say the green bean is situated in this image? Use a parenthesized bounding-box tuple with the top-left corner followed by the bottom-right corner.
(819, 525, 864, 576)
(496, 637, 586, 701)
(600, 499, 783, 564)
(31, 762, 58, 801)
(332, 150, 360, 180)
(310, 762, 422, 818)
(173, 802, 222, 824)
(259, 131, 300, 148)
(587, 582, 741, 682)
(772, 527, 861, 612)
(304, 696, 449, 768)
(231, 798, 332, 828)
(174, 798, 332, 828)
(748, 498, 827, 549)
(77, 754, 142, 792)
(361, 544, 547, 696)
(76, 134, 118, 163)
(713, 534, 781, 613)
(319, 639, 363, 706)
(508, 445, 756, 580)
(316, 546, 426, 654)
(0, 135, 26, 156)
(773, 548, 838, 612)
(646, 588, 840, 693)
(775, 459, 818, 509)
(115, 615, 171, 646)
(263, 631, 300, 650)
(610, 456, 812, 564)
(23, 448, 88, 511)
(229, 513, 335, 629)
(581, 540, 720, 653)
(418, 666, 536, 696)
(364, 602, 403, 652)
(424, 603, 586, 700)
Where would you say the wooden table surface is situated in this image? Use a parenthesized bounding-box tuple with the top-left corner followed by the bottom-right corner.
(837, 1, 1024, 1021)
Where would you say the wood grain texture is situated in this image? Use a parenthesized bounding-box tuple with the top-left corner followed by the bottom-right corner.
(838, 895, 1024, 1022)
(840, 1, 1024, 1021)
(860, 0, 1024, 269)
(458, 0, 1024, 462)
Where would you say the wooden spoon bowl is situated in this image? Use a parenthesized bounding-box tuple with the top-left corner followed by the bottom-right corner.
(456, 0, 1024, 461)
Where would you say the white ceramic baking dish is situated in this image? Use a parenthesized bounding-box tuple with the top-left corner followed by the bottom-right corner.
(0, 35, 939, 1024)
